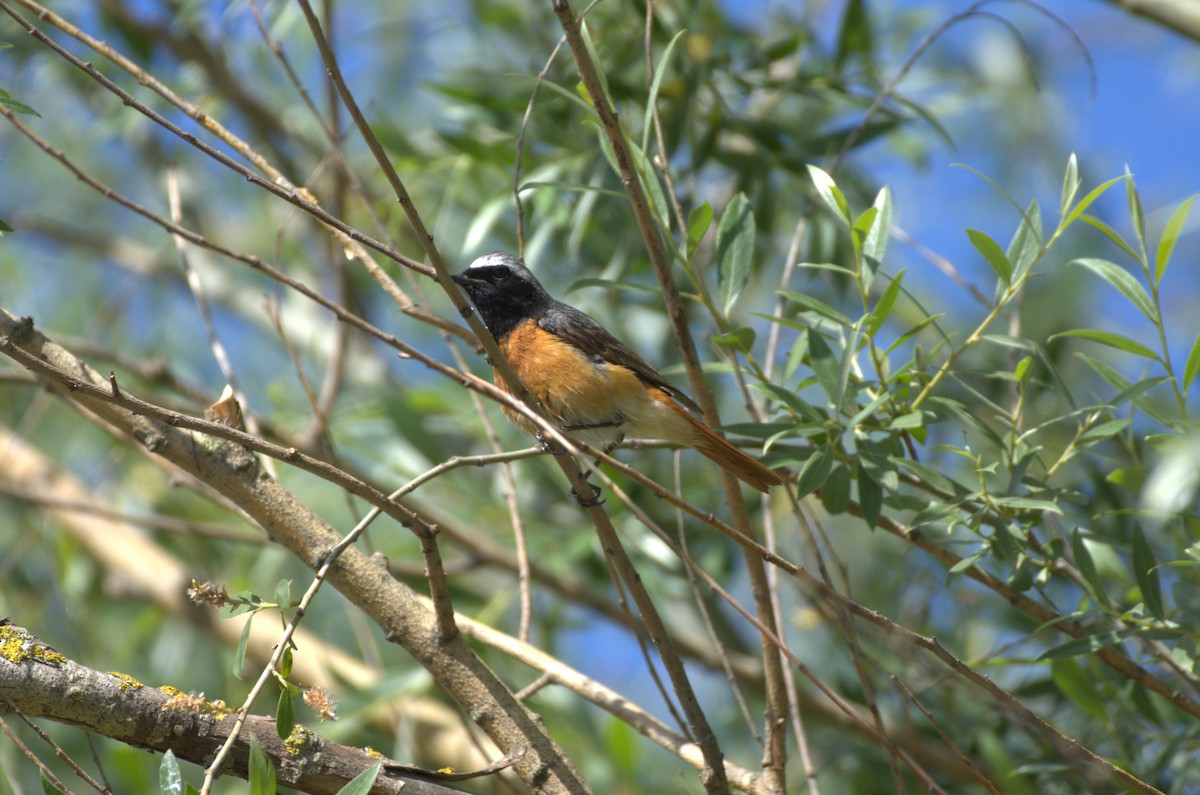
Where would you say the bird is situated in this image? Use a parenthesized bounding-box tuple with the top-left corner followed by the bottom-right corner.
(451, 252, 783, 493)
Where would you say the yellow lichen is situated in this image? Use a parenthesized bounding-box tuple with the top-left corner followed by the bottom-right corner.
(282, 724, 314, 756)
(0, 625, 66, 666)
(108, 672, 144, 692)
(364, 747, 383, 760)
(159, 685, 186, 698)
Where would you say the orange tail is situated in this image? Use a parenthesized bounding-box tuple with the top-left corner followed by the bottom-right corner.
(674, 405, 784, 493)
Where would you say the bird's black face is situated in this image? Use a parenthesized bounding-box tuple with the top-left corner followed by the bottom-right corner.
(452, 252, 553, 338)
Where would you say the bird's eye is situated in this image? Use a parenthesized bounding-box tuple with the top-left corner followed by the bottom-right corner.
(492, 269, 510, 281)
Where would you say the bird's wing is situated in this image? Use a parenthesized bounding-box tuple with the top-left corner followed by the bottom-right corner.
(538, 303, 701, 413)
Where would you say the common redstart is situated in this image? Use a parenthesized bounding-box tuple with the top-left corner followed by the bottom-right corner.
(452, 252, 782, 492)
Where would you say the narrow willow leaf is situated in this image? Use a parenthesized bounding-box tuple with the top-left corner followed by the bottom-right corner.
(1061, 152, 1080, 217)
(687, 202, 714, 258)
(276, 689, 296, 741)
(966, 228, 1011, 284)
(989, 496, 1062, 514)
(1184, 331, 1200, 391)
(807, 164, 851, 225)
(0, 87, 40, 116)
(248, 737, 276, 795)
(1072, 529, 1113, 609)
(807, 328, 841, 405)
(1052, 329, 1160, 362)
(1039, 630, 1128, 659)
(820, 464, 851, 514)
(711, 327, 756, 353)
(336, 763, 383, 795)
(861, 186, 892, 291)
(1069, 258, 1157, 323)
(857, 459, 882, 528)
(1051, 658, 1109, 723)
(233, 613, 254, 678)
(1126, 165, 1146, 255)
(1154, 194, 1196, 284)
(1079, 418, 1130, 444)
(1078, 214, 1141, 260)
(716, 192, 755, 314)
(1132, 525, 1165, 619)
(778, 289, 853, 326)
(642, 29, 687, 153)
(867, 269, 904, 336)
(1062, 175, 1126, 229)
(795, 444, 834, 498)
(1007, 200, 1042, 283)
(159, 751, 183, 795)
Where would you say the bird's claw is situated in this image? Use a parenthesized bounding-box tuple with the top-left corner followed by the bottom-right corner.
(569, 488, 605, 508)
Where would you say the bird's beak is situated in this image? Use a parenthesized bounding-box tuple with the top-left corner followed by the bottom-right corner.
(451, 272, 478, 287)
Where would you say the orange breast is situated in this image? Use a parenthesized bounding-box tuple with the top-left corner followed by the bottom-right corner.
(495, 320, 654, 447)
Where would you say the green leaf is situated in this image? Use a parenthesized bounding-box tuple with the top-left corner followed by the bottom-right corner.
(0, 87, 40, 117)
(0, 216, 11, 234)
(861, 186, 891, 290)
(565, 277, 659, 296)
(867, 269, 903, 336)
(820, 464, 851, 515)
(336, 763, 383, 795)
(711, 327, 756, 353)
(795, 444, 834, 498)
(949, 548, 989, 574)
(857, 458, 882, 529)
(1079, 418, 1130, 444)
(989, 496, 1062, 514)
(1126, 166, 1146, 255)
(159, 750, 184, 795)
(1132, 525, 1164, 619)
(807, 328, 841, 405)
(1184, 331, 1200, 391)
(1007, 200, 1043, 283)
(1078, 214, 1140, 260)
(1040, 630, 1129, 660)
(280, 646, 294, 679)
(966, 228, 1011, 284)
(777, 289, 853, 327)
(1060, 153, 1080, 217)
(1062, 174, 1126, 230)
(249, 737, 276, 795)
(276, 688, 296, 741)
(1154, 194, 1196, 284)
(807, 165, 851, 226)
(716, 192, 755, 314)
(1050, 658, 1108, 723)
(1071, 529, 1112, 609)
(40, 773, 67, 795)
(1051, 329, 1160, 362)
(234, 613, 254, 678)
(885, 313, 944, 355)
(274, 579, 292, 609)
(686, 202, 713, 259)
(642, 29, 687, 154)
(1069, 258, 1157, 323)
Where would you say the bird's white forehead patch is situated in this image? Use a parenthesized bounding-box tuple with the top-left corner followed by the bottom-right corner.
(466, 252, 520, 272)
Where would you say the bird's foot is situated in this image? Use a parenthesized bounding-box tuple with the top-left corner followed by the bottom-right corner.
(569, 487, 606, 508)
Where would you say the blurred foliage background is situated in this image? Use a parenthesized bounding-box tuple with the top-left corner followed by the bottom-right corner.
(2, 0, 1199, 793)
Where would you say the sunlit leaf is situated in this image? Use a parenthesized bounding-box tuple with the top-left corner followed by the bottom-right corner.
(1050, 658, 1108, 723)
(1060, 152, 1080, 217)
(1069, 258, 1156, 323)
(1052, 329, 1160, 362)
(1071, 529, 1113, 609)
(795, 444, 834, 498)
(1155, 194, 1196, 284)
(159, 751, 183, 795)
(966, 228, 1011, 284)
(716, 192, 755, 314)
(1132, 525, 1165, 619)
(336, 763, 382, 795)
(807, 165, 851, 225)
(687, 202, 713, 259)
